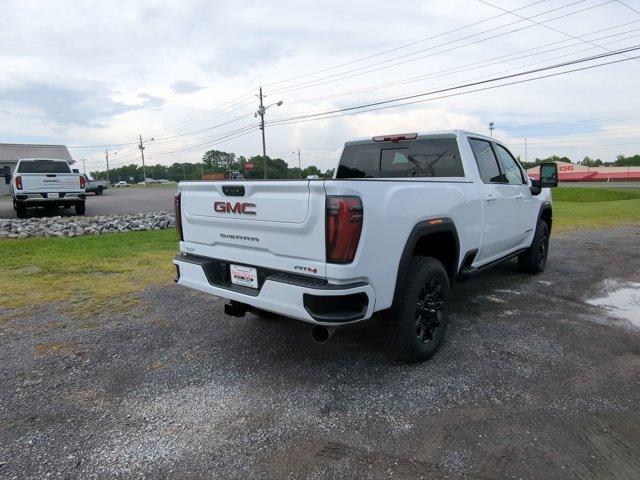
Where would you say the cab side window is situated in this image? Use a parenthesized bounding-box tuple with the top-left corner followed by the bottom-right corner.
(469, 138, 502, 183)
(495, 144, 525, 185)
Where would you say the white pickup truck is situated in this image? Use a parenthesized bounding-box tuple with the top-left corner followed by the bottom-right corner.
(10, 158, 86, 218)
(173, 130, 558, 362)
(82, 174, 109, 195)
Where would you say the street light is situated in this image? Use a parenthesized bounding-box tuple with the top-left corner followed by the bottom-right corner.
(255, 87, 283, 179)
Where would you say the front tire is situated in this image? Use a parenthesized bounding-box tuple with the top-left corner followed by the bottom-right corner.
(388, 256, 450, 363)
(96, 185, 103, 195)
(518, 220, 549, 274)
(75, 202, 86, 216)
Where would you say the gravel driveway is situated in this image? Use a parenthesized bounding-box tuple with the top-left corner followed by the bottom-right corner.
(1, 227, 639, 479)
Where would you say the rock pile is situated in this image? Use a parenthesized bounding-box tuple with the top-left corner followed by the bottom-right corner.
(0, 212, 175, 238)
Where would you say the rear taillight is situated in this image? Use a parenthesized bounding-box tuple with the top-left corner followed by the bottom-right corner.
(79, 175, 85, 189)
(174, 193, 183, 241)
(15, 176, 22, 190)
(326, 196, 363, 264)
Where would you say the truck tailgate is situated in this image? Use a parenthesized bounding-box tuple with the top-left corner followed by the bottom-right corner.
(179, 180, 327, 277)
(19, 173, 82, 191)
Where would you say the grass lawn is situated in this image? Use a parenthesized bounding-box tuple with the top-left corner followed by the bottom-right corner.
(553, 187, 640, 232)
(0, 229, 178, 316)
(0, 186, 638, 314)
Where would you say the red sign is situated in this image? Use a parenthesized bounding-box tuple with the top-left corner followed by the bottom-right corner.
(559, 164, 574, 172)
(244, 162, 254, 171)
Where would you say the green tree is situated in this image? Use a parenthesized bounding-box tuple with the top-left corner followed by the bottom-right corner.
(580, 156, 603, 167)
(202, 150, 236, 172)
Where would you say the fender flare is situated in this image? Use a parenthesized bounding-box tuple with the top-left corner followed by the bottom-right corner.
(537, 201, 553, 233)
(391, 218, 460, 308)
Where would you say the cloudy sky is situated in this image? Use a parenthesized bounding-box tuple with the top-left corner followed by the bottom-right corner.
(1, 0, 640, 172)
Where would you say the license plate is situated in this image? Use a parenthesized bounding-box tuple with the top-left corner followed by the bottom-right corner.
(230, 264, 258, 289)
(48, 193, 59, 198)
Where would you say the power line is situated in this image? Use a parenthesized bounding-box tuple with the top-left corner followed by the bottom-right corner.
(269, 0, 604, 95)
(266, 45, 640, 127)
(503, 112, 640, 130)
(147, 89, 255, 136)
(274, 21, 640, 109)
(152, 113, 254, 143)
(144, 124, 259, 159)
(616, 0, 640, 16)
(478, 0, 640, 64)
(262, 0, 549, 88)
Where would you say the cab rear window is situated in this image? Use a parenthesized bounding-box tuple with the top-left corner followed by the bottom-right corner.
(17, 160, 71, 174)
(337, 138, 463, 178)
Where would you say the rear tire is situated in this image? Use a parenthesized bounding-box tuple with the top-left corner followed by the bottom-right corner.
(75, 202, 86, 216)
(518, 220, 549, 274)
(388, 256, 450, 363)
(96, 185, 103, 195)
(16, 203, 27, 219)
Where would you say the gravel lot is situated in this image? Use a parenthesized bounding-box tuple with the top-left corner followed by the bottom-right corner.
(1, 227, 639, 479)
(0, 187, 175, 218)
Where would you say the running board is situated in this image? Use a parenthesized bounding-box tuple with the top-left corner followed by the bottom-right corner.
(458, 248, 527, 280)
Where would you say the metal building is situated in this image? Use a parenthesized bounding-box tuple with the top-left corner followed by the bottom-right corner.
(0, 143, 74, 195)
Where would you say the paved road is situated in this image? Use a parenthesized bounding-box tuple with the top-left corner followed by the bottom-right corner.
(0, 186, 176, 218)
(1, 227, 639, 478)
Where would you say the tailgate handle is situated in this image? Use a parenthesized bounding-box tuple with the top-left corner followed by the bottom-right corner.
(223, 185, 245, 196)
(46, 174, 57, 177)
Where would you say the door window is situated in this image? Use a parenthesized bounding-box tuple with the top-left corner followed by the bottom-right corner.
(469, 138, 502, 183)
(495, 144, 525, 185)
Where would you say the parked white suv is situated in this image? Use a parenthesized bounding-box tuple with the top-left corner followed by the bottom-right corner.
(173, 131, 558, 362)
(10, 158, 86, 218)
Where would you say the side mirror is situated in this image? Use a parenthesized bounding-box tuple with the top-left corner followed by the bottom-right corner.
(539, 162, 558, 188)
(530, 162, 558, 195)
(72, 168, 80, 173)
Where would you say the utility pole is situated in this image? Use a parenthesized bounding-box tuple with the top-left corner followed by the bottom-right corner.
(255, 87, 283, 179)
(524, 137, 528, 164)
(258, 87, 267, 179)
(81, 159, 86, 174)
(105, 149, 111, 185)
(293, 149, 302, 179)
(138, 134, 154, 186)
(489, 122, 495, 137)
(138, 134, 147, 185)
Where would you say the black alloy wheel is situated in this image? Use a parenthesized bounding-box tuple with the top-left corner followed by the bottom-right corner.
(415, 277, 445, 343)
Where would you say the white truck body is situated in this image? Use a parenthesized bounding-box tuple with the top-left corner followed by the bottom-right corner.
(82, 174, 108, 194)
(11, 158, 86, 217)
(173, 130, 556, 360)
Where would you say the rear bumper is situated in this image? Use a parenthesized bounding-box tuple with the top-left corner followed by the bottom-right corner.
(173, 253, 375, 325)
(15, 192, 86, 204)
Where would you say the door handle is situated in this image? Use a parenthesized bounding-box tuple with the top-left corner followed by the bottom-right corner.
(514, 193, 525, 200)
(486, 196, 496, 203)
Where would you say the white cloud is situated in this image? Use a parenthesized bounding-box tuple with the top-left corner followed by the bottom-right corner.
(1, 0, 639, 168)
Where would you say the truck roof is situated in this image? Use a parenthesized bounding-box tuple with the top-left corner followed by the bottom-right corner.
(343, 130, 495, 146)
(17, 158, 71, 162)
